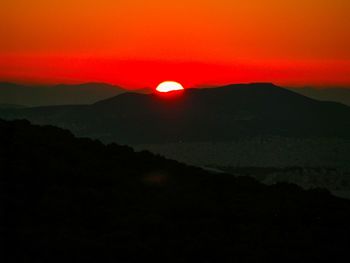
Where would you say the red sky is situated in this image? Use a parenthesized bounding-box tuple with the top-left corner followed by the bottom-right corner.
(1, 0, 350, 89)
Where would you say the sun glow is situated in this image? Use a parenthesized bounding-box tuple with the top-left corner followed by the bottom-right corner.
(156, 81, 184, 93)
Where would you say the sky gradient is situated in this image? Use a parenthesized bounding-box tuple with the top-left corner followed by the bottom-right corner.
(1, 0, 350, 89)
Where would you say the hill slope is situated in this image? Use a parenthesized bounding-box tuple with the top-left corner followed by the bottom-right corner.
(289, 87, 350, 106)
(1, 83, 350, 143)
(1, 119, 350, 262)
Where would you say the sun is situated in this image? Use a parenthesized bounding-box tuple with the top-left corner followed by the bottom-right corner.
(156, 81, 184, 93)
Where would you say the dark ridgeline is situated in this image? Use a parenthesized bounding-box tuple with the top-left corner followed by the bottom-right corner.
(1, 119, 350, 262)
(1, 83, 350, 144)
(0, 82, 124, 107)
(0, 104, 27, 109)
(290, 87, 350, 106)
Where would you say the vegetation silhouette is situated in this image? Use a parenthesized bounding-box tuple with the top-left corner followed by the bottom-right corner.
(1, 119, 350, 262)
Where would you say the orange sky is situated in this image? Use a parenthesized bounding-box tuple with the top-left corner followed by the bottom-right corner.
(1, 0, 350, 88)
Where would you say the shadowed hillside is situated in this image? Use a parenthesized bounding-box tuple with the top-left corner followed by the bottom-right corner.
(133, 138, 350, 197)
(1, 119, 350, 262)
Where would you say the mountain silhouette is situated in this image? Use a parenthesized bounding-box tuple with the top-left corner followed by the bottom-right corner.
(289, 87, 350, 106)
(2, 83, 350, 144)
(2, 118, 350, 262)
(0, 82, 125, 106)
(0, 103, 27, 109)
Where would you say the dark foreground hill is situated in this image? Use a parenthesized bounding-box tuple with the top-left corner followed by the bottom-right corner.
(1, 119, 350, 262)
(0, 82, 124, 106)
(1, 83, 350, 144)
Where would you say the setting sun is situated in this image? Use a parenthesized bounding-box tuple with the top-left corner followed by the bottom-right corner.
(156, 81, 184, 93)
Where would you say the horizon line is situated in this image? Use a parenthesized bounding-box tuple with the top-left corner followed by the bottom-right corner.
(1, 80, 350, 90)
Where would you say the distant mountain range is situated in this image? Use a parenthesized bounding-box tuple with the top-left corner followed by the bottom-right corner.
(0, 82, 125, 106)
(0, 103, 27, 109)
(1, 83, 350, 144)
(2, 81, 349, 107)
(289, 87, 350, 106)
(2, 83, 350, 196)
(2, 118, 350, 262)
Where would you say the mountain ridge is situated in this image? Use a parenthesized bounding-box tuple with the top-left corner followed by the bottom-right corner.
(0, 82, 125, 106)
(1, 83, 350, 144)
(289, 87, 350, 106)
